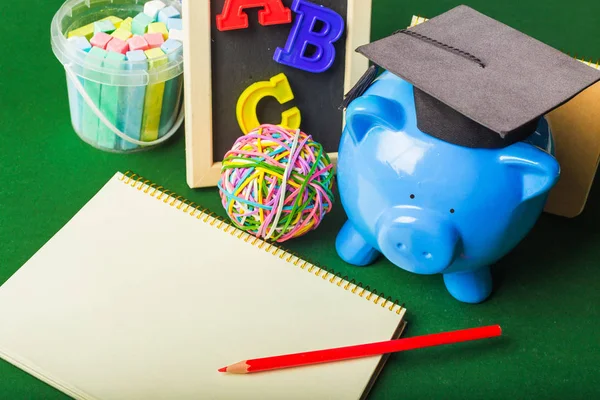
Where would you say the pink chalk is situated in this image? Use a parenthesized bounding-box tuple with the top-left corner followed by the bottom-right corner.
(106, 37, 130, 54)
(90, 32, 113, 50)
(144, 32, 165, 49)
(127, 35, 150, 52)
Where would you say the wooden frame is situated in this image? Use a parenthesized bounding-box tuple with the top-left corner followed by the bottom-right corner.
(183, 0, 373, 188)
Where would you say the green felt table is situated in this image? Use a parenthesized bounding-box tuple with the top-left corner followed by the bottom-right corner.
(1, 0, 599, 398)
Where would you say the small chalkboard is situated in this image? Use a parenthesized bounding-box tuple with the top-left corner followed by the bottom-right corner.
(183, 0, 372, 188)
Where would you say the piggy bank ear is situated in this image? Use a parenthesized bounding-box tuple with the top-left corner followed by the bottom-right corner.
(345, 95, 405, 144)
(499, 142, 560, 201)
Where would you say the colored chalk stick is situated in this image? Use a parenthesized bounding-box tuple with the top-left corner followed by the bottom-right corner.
(132, 12, 153, 35)
(144, 32, 165, 49)
(66, 37, 92, 133)
(166, 17, 182, 31)
(159, 39, 183, 137)
(102, 16, 123, 29)
(126, 49, 148, 66)
(128, 35, 150, 52)
(148, 22, 169, 40)
(68, 36, 92, 52)
(120, 50, 148, 151)
(168, 28, 184, 43)
(81, 47, 108, 144)
(158, 6, 181, 24)
(144, 0, 167, 21)
(161, 38, 182, 55)
(106, 37, 129, 54)
(67, 16, 122, 40)
(66, 73, 83, 134)
(112, 28, 133, 41)
(94, 20, 116, 35)
(97, 52, 126, 150)
(67, 24, 95, 40)
(140, 48, 167, 142)
(120, 17, 133, 32)
(90, 32, 113, 49)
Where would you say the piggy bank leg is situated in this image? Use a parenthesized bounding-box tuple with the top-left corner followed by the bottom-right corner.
(442, 267, 492, 304)
(336, 221, 380, 266)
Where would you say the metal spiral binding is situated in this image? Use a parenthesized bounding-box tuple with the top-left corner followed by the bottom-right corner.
(119, 172, 405, 315)
(572, 55, 600, 70)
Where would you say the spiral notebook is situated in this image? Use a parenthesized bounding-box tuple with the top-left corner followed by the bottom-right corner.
(0, 172, 406, 400)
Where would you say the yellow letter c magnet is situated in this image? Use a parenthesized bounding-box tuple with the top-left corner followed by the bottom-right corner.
(236, 73, 302, 134)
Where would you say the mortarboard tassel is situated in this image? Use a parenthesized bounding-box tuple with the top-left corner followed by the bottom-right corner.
(340, 64, 380, 110)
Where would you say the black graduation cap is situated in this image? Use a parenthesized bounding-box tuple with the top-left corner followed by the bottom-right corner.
(343, 5, 600, 149)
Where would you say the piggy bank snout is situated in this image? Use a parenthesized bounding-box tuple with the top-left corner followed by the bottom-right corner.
(377, 208, 459, 275)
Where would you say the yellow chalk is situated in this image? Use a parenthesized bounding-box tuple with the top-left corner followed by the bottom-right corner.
(141, 48, 168, 142)
(68, 24, 95, 40)
(67, 16, 124, 39)
(120, 17, 134, 32)
(112, 28, 133, 41)
(145, 47, 166, 61)
(147, 22, 169, 40)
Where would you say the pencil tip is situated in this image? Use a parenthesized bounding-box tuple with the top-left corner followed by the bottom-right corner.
(218, 367, 228, 373)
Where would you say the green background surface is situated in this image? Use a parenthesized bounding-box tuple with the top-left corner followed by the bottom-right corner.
(1, 0, 599, 398)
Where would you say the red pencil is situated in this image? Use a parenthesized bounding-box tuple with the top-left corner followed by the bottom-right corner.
(219, 325, 502, 374)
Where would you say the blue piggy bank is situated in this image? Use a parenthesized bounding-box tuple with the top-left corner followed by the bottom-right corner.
(336, 72, 560, 303)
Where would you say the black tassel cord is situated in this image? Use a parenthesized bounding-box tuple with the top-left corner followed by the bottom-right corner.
(339, 64, 380, 110)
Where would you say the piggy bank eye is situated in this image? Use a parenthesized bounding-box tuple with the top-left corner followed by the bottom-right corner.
(410, 194, 415, 199)
(450, 209, 455, 214)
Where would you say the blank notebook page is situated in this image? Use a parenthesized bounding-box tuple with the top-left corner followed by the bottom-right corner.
(0, 172, 405, 400)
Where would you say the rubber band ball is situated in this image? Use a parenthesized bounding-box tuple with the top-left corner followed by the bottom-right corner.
(218, 124, 335, 243)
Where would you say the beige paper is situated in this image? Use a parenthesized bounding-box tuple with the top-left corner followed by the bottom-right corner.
(0, 173, 405, 400)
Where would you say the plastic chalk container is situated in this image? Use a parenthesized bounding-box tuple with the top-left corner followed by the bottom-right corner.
(51, 0, 184, 153)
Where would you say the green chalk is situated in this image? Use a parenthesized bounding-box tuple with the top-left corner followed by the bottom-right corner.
(94, 20, 116, 34)
(97, 52, 126, 150)
(120, 50, 148, 151)
(132, 13, 153, 35)
(81, 47, 108, 144)
(68, 16, 122, 40)
(159, 40, 183, 137)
